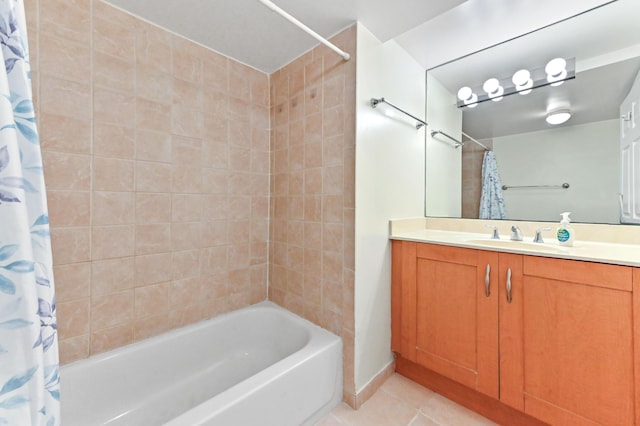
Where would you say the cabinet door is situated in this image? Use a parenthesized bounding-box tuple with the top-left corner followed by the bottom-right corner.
(413, 244, 499, 398)
(500, 255, 635, 425)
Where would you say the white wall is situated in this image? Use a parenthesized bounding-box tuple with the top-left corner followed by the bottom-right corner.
(354, 23, 425, 392)
(425, 74, 462, 217)
(494, 119, 619, 224)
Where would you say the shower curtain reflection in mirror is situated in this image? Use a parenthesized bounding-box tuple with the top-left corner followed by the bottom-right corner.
(479, 151, 506, 219)
(0, 1, 60, 425)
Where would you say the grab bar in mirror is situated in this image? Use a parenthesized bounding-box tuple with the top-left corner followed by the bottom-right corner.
(501, 183, 570, 190)
(430, 130, 464, 148)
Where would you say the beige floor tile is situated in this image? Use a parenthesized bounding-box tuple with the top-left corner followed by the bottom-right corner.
(380, 374, 437, 409)
(408, 413, 441, 426)
(333, 388, 418, 426)
(315, 412, 348, 425)
(419, 394, 498, 426)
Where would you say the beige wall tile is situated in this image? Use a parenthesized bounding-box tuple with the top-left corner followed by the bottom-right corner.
(135, 192, 171, 224)
(50, 227, 90, 265)
(93, 157, 134, 191)
(54, 262, 91, 302)
(92, 257, 135, 296)
(39, 113, 91, 154)
(92, 191, 135, 225)
(135, 223, 171, 255)
(40, 75, 91, 120)
(40, 35, 90, 84)
(94, 51, 136, 94)
(91, 324, 133, 355)
(93, 123, 135, 159)
(91, 290, 134, 330)
(135, 282, 169, 318)
(94, 87, 136, 128)
(136, 130, 172, 163)
(135, 253, 172, 285)
(91, 225, 135, 260)
(57, 298, 90, 339)
(136, 98, 171, 133)
(39, 0, 275, 366)
(58, 334, 89, 365)
(136, 64, 173, 103)
(42, 151, 91, 191)
(47, 190, 90, 227)
(40, 0, 90, 45)
(135, 161, 172, 193)
(93, 16, 135, 60)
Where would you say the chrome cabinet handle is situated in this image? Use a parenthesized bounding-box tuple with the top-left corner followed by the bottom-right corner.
(506, 268, 512, 303)
(484, 264, 491, 297)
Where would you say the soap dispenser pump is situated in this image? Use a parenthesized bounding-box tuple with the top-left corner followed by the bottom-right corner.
(556, 212, 574, 247)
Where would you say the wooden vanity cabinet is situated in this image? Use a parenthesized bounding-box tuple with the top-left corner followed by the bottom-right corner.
(392, 240, 640, 426)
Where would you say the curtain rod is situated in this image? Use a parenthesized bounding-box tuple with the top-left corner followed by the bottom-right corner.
(461, 131, 490, 151)
(257, 0, 351, 61)
(370, 98, 426, 129)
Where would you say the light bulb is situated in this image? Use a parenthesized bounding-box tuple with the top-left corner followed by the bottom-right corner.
(483, 78, 499, 94)
(512, 69, 530, 86)
(546, 58, 567, 86)
(483, 78, 503, 101)
(457, 86, 472, 102)
(465, 93, 478, 107)
(511, 69, 532, 95)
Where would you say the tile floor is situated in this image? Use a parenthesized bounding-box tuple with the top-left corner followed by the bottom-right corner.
(316, 374, 498, 426)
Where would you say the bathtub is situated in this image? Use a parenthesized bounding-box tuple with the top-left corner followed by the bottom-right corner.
(60, 301, 342, 425)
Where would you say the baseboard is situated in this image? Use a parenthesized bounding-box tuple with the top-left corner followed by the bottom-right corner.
(395, 356, 548, 426)
(347, 359, 395, 409)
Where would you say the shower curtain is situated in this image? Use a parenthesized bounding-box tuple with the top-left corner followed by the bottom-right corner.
(0, 1, 60, 425)
(478, 151, 506, 219)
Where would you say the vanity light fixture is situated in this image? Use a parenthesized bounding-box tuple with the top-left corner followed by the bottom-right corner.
(512, 69, 533, 95)
(455, 57, 574, 109)
(546, 57, 568, 86)
(457, 86, 478, 108)
(546, 109, 571, 125)
(483, 78, 504, 101)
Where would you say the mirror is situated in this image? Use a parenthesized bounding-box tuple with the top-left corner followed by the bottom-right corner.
(425, 0, 640, 224)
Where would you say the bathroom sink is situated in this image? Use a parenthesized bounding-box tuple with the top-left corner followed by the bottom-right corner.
(465, 239, 564, 253)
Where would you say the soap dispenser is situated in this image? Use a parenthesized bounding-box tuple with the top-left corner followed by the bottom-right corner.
(556, 212, 575, 247)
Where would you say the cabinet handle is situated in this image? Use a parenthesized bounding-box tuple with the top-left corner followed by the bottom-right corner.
(484, 264, 491, 297)
(506, 268, 512, 304)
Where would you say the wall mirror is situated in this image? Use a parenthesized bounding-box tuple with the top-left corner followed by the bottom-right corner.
(425, 0, 640, 224)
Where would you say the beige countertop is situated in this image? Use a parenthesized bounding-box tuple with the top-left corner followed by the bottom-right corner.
(390, 218, 640, 267)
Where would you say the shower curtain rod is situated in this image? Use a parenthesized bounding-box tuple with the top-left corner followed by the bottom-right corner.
(257, 0, 351, 61)
(370, 98, 427, 129)
(462, 131, 490, 151)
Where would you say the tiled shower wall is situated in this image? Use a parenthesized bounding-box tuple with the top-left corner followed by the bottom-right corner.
(461, 138, 493, 218)
(268, 27, 357, 402)
(26, 0, 271, 364)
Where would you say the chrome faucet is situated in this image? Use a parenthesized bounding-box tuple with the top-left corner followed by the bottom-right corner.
(510, 225, 523, 241)
(485, 224, 500, 239)
(533, 227, 552, 243)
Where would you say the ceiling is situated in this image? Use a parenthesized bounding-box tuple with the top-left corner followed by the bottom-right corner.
(102, 0, 613, 73)
(103, 0, 467, 73)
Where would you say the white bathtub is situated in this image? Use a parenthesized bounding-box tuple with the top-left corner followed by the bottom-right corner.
(60, 301, 342, 426)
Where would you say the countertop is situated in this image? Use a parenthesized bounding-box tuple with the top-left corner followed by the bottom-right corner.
(391, 227, 640, 267)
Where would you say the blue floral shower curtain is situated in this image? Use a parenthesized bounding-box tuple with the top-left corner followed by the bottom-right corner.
(0, 1, 60, 425)
(478, 150, 506, 219)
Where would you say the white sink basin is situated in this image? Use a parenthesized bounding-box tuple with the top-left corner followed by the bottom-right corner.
(465, 239, 564, 253)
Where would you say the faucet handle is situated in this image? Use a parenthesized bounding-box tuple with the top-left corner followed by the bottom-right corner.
(485, 224, 500, 239)
(533, 227, 552, 243)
